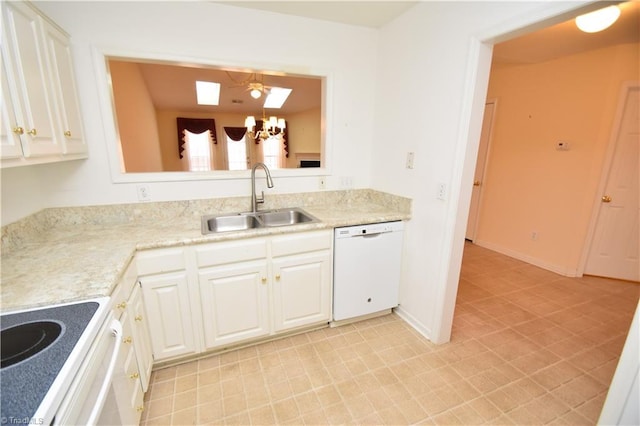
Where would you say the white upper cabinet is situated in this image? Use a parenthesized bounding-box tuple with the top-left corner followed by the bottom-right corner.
(1, 59, 25, 160)
(41, 18, 86, 155)
(1, 1, 87, 167)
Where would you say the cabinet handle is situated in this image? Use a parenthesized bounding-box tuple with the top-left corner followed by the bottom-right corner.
(135, 315, 143, 322)
(13, 127, 24, 135)
(275, 274, 281, 280)
(136, 406, 144, 413)
(27, 128, 37, 136)
(64, 130, 72, 137)
(116, 301, 127, 309)
(129, 372, 140, 379)
(261, 277, 267, 284)
(123, 336, 132, 344)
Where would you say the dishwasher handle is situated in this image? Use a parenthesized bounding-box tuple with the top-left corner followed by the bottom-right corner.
(353, 230, 389, 238)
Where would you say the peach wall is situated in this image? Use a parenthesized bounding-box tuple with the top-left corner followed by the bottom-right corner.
(285, 108, 321, 168)
(109, 61, 163, 172)
(477, 42, 639, 276)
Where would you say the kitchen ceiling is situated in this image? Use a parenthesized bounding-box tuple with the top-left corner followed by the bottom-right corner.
(113, 59, 322, 115)
(493, 0, 640, 64)
(214, 1, 418, 28)
(217, 1, 639, 63)
(134, 2, 638, 114)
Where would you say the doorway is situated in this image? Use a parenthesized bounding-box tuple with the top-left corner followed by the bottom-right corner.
(465, 3, 639, 278)
(434, 2, 639, 344)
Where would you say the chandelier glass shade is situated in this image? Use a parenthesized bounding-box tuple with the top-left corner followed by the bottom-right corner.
(245, 112, 286, 140)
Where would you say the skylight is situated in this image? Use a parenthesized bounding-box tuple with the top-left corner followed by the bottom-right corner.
(195, 81, 220, 105)
(264, 87, 292, 109)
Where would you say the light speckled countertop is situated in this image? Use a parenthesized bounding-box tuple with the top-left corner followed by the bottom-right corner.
(1, 190, 411, 312)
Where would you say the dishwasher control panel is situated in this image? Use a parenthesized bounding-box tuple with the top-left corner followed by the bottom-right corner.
(335, 221, 403, 238)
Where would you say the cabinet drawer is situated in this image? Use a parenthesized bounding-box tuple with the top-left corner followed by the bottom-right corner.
(196, 238, 267, 268)
(271, 230, 332, 258)
(136, 248, 185, 275)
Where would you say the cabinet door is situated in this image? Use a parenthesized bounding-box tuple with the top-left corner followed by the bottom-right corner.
(1, 58, 24, 160)
(272, 250, 332, 332)
(139, 271, 196, 361)
(1, 2, 59, 157)
(41, 19, 86, 155)
(129, 283, 153, 392)
(112, 307, 144, 426)
(198, 261, 270, 349)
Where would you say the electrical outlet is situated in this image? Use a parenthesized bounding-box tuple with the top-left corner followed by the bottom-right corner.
(406, 152, 415, 169)
(137, 184, 151, 202)
(340, 176, 354, 189)
(531, 231, 538, 241)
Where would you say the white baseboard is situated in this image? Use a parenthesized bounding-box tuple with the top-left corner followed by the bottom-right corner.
(473, 239, 580, 277)
(394, 306, 433, 342)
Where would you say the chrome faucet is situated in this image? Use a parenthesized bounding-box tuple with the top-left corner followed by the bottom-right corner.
(251, 162, 274, 213)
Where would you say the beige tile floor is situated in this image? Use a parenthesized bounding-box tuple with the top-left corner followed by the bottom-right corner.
(141, 243, 639, 425)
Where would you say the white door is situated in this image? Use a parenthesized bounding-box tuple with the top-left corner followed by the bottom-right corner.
(1, 57, 25, 160)
(128, 284, 153, 392)
(272, 251, 332, 332)
(42, 19, 86, 155)
(139, 271, 196, 361)
(466, 100, 496, 241)
(584, 84, 639, 282)
(2, 2, 60, 157)
(198, 261, 270, 349)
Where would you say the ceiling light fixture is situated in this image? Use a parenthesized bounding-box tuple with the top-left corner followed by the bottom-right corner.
(248, 82, 264, 99)
(245, 110, 286, 141)
(576, 5, 620, 33)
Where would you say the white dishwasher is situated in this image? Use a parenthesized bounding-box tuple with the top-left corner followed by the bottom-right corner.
(333, 221, 404, 322)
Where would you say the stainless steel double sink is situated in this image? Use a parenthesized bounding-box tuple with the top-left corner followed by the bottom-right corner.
(201, 207, 319, 234)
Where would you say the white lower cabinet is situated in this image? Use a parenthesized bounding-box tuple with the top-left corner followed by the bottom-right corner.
(139, 271, 196, 361)
(128, 284, 153, 392)
(113, 305, 144, 425)
(272, 250, 332, 332)
(199, 261, 270, 349)
(137, 230, 333, 362)
(111, 262, 150, 425)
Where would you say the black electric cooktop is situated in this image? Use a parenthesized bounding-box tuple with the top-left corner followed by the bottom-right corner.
(0, 301, 100, 423)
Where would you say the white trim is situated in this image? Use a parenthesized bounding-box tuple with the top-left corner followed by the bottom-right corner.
(474, 239, 580, 277)
(598, 302, 640, 425)
(394, 306, 431, 341)
(578, 81, 640, 277)
(91, 47, 334, 184)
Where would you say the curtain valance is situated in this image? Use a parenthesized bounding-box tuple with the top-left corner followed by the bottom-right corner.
(177, 117, 217, 159)
(223, 127, 247, 141)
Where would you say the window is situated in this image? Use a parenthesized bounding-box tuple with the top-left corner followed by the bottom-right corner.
(185, 130, 212, 171)
(227, 135, 248, 170)
(262, 136, 282, 169)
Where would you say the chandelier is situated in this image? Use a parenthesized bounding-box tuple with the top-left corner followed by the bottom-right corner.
(245, 111, 286, 140)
